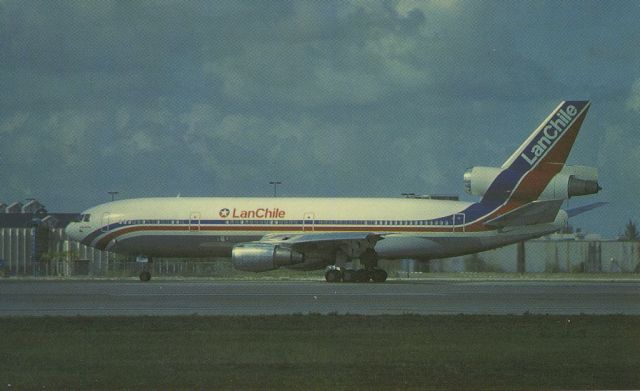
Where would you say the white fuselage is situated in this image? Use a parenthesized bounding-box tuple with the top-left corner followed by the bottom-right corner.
(65, 197, 565, 266)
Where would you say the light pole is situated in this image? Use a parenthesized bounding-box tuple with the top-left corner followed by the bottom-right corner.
(269, 181, 282, 197)
(108, 191, 119, 201)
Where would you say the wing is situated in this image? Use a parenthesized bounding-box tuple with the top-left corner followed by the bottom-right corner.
(258, 231, 384, 257)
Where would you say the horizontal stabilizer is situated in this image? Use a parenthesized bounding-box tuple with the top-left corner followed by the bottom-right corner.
(485, 199, 564, 228)
(567, 201, 608, 217)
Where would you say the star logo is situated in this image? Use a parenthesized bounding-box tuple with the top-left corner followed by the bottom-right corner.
(219, 208, 230, 218)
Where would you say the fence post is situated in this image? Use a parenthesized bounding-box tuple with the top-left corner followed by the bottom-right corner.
(517, 241, 526, 274)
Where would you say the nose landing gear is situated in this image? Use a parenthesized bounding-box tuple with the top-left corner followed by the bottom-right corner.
(137, 256, 153, 282)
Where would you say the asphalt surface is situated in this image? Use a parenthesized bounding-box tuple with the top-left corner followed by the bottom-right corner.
(0, 280, 638, 316)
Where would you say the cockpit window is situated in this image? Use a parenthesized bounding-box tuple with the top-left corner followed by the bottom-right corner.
(83, 214, 91, 222)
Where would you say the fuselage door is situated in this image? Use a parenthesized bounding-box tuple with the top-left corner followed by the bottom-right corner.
(453, 213, 466, 232)
(189, 212, 201, 231)
(101, 212, 111, 232)
(303, 212, 315, 232)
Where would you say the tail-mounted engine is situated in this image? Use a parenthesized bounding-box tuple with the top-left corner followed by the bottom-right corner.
(464, 165, 600, 200)
(232, 243, 304, 272)
(463, 166, 503, 197)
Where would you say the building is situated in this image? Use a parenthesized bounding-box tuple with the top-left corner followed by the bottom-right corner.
(418, 236, 640, 274)
(0, 199, 113, 276)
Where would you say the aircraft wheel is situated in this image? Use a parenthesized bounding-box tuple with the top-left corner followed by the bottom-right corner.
(325, 269, 343, 283)
(139, 271, 152, 282)
(355, 269, 371, 283)
(342, 269, 356, 283)
(372, 269, 388, 283)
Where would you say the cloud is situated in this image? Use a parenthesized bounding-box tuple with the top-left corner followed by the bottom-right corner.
(176, 100, 454, 198)
(204, 2, 431, 105)
(1, 0, 639, 236)
(594, 78, 640, 227)
(0, 109, 104, 205)
(394, 0, 458, 17)
(0, 112, 28, 135)
(598, 124, 640, 218)
(627, 79, 640, 112)
(181, 107, 355, 192)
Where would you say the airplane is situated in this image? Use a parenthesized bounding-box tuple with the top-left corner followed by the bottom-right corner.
(65, 101, 601, 282)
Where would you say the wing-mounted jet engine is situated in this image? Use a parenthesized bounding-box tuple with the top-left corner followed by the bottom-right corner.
(232, 243, 304, 272)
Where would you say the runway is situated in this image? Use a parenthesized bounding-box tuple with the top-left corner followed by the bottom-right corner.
(0, 280, 638, 316)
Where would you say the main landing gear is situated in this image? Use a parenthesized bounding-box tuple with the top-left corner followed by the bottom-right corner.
(325, 267, 388, 283)
(325, 248, 387, 283)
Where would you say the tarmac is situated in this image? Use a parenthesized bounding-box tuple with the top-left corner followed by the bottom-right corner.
(1, 279, 638, 316)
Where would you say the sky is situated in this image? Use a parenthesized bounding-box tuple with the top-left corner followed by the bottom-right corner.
(1, 0, 639, 238)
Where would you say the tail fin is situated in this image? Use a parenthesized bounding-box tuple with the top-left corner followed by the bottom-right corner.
(482, 101, 591, 205)
(502, 101, 590, 170)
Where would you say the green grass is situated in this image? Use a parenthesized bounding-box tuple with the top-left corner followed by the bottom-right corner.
(1, 315, 639, 390)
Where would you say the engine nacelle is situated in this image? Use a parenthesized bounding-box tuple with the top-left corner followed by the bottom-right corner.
(538, 165, 600, 200)
(232, 243, 304, 272)
(463, 166, 502, 197)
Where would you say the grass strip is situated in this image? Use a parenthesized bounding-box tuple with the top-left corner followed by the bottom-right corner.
(1, 315, 639, 390)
